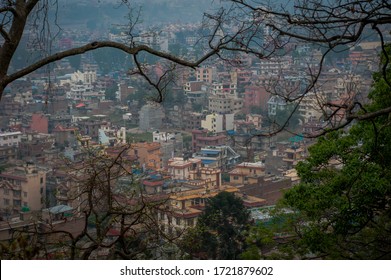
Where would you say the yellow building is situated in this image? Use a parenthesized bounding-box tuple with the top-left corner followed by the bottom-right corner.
(0, 163, 46, 217)
(229, 162, 266, 185)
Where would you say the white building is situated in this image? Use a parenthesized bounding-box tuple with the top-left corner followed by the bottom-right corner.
(201, 113, 234, 133)
(0, 131, 22, 147)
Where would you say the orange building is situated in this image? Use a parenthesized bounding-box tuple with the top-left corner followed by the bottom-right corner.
(127, 142, 163, 171)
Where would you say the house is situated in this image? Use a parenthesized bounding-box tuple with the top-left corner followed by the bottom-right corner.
(229, 162, 266, 186)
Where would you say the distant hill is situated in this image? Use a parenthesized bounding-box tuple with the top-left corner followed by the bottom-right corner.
(57, 0, 220, 27)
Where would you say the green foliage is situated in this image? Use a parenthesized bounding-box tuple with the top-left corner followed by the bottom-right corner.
(180, 192, 252, 259)
(126, 132, 153, 143)
(272, 47, 391, 259)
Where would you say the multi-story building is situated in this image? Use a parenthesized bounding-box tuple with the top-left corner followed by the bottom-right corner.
(208, 93, 243, 115)
(52, 125, 78, 148)
(153, 131, 184, 168)
(243, 85, 270, 114)
(183, 112, 204, 131)
(161, 185, 265, 234)
(191, 129, 226, 152)
(201, 113, 234, 133)
(229, 162, 266, 185)
(193, 145, 240, 171)
(282, 146, 305, 169)
(70, 70, 97, 84)
(267, 95, 287, 116)
(138, 103, 165, 131)
(196, 67, 216, 84)
(167, 157, 202, 181)
(0, 163, 47, 218)
(167, 157, 222, 188)
(127, 142, 163, 171)
(0, 131, 22, 148)
(98, 126, 127, 146)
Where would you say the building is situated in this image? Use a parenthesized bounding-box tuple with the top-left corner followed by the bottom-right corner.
(30, 113, 49, 134)
(196, 67, 216, 84)
(191, 129, 226, 152)
(0, 131, 22, 148)
(282, 145, 305, 169)
(127, 142, 163, 171)
(229, 162, 266, 185)
(52, 125, 78, 148)
(201, 113, 234, 133)
(153, 131, 183, 168)
(208, 93, 243, 115)
(161, 185, 265, 234)
(138, 103, 165, 131)
(0, 163, 47, 218)
(267, 95, 287, 116)
(193, 145, 240, 171)
(183, 112, 204, 131)
(243, 85, 270, 114)
(98, 126, 126, 146)
(167, 157, 202, 181)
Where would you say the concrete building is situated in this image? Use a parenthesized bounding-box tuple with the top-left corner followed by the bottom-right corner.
(0, 131, 22, 148)
(153, 131, 183, 168)
(191, 129, 226, 152)
(201, 113, 234, 133)
(267, 95, 287, 116)
(138, 103, 165, 131)
(99, 126, 126, 146)
(208, 93, 243, 115)
(193, 145, 240, 171)
(0, 163, 47, 218)
(196, 67, 216, 84)
(30, 113, 49, 134)
(243, 85, 270, 114)
(229, 162, 266, 186)
(127, 142, 163, 171)
(70, 70, 97, 84)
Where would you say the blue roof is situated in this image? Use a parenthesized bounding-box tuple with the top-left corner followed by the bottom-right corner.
(202, 159, 216, 164)
(201, 150, 220, 155)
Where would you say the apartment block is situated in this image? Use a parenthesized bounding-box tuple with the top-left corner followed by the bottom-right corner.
(0, 163, 47, 218)
(0, 131, 22, 147)
(201, 113, 234, 133)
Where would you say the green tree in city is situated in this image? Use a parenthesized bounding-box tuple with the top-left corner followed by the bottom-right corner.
(180, 191, 252, 259)
(269, 47, 391, 259)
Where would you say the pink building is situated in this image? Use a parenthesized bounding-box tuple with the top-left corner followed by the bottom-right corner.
(243, 85, 270, 114)
(30, 113, 48, 134)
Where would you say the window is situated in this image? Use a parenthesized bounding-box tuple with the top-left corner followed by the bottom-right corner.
(23, 192, 27, 198)
(13, 190, 21, 197)
(4, 199, 9, 205)
(233, 176, 239, 180)
(4, 189, 9, 195)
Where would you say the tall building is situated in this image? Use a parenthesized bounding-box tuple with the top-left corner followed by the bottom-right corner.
(0, 163, 47, 218)
(201, 113, 234, 133)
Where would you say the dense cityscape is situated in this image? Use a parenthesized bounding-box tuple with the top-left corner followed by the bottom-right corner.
(0, 0, 390, 260)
